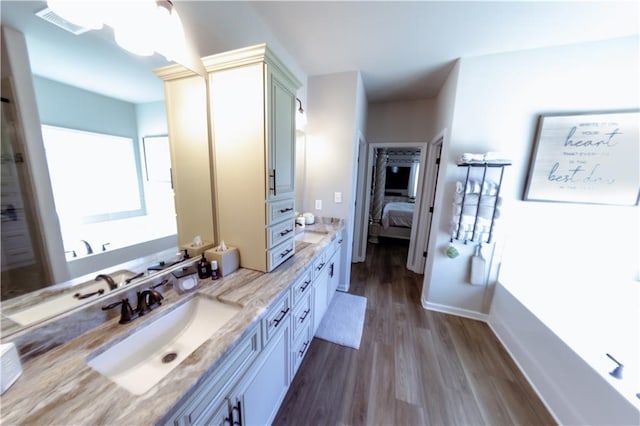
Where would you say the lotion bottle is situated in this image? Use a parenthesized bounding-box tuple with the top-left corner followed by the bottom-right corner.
(197, 253, 211, 279)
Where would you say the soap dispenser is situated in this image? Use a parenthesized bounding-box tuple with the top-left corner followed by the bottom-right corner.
(197, 253, 211, 279)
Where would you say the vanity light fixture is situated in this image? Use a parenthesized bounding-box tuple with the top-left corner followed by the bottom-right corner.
(45, 0, 187, 60)
(296, 98, 307, 131)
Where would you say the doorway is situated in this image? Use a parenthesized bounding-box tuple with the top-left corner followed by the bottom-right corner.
(355, 142, 429, 273)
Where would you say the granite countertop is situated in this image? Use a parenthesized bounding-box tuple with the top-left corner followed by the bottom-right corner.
(0, 221, 343, 425)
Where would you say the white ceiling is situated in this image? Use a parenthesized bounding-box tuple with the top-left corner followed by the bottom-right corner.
(2, 1, 638, 104)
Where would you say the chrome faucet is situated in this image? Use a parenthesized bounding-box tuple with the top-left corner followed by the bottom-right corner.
(95, 274, 117, 290)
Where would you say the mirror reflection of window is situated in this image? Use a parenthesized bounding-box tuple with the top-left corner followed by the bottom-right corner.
(41, 126, 176, 260)
(42, 125, 144, 222)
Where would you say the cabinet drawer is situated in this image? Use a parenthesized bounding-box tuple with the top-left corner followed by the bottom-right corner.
(267, 198, 295, 225)
(262, 293, 291, 349)
(267, 238, 294, 272)
(291, 267, 312, 306)
(292, 292, 312, 340)
(292, 323, 312, 376)
(165, 326, 260, 426)
(267, 219, 295, 249)
(311, 250, 327, 279)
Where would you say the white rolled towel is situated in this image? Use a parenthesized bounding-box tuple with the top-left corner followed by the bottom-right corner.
(450, 218, 496, 241)
(452, 203, 500, 220)
(455, 180, 498, 195)
(483, 152, 512, 163)
(460, 153, 484, 163)
(453, 193, 502, 207)
(452, 214, 493, 227)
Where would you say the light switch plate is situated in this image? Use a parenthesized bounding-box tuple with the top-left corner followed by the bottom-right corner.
(334, 192, 342, 203)
(315, 199, 322, 210)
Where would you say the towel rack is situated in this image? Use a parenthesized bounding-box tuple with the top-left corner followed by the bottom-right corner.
(455, 162, 510, 244)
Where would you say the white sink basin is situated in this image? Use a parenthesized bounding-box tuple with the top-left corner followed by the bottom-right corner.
(295, 231, 327, 244)
(86, 295, 240, 395)
(5, 270, 136, 326)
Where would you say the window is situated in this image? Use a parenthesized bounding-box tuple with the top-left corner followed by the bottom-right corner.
(385, 166, 411, 192)
(41, 125, 145, 224)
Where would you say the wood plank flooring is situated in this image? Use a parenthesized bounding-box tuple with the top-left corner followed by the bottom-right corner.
(274, 238, 556, 426)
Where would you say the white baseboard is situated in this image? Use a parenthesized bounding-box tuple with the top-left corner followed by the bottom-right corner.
(424, 301, 488, 322)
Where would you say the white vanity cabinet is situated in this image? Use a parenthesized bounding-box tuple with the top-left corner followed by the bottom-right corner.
(164, 294, 291, 426)
(204, 44, 301, 273)
(218, 293, 292, 426)
(163, 325, 261, 426)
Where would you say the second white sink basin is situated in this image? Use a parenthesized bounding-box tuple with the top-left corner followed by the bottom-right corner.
(86, 295, 240, 395)
(295, 231, 327, 244)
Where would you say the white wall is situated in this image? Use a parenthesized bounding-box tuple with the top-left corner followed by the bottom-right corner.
(424, 36, 640, 423)
(305, 71, 367, 289)
(424, 36, 639, 315)
(366, 99, 437, 143)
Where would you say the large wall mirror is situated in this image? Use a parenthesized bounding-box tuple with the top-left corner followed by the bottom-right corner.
(1, 1, 185, 333)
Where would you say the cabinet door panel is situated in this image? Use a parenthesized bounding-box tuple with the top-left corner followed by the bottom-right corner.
(268, 71, 295, 199)
(238, 321, 290, 426)
(313, 264, 330, 334)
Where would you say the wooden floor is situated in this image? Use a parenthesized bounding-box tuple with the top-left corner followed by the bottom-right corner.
(274, 238, 556, 426)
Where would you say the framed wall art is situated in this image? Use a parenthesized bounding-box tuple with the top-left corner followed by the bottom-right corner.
(524, 110, 640, 206)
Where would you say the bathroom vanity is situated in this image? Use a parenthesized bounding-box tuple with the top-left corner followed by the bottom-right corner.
(0, 221, 344, 425)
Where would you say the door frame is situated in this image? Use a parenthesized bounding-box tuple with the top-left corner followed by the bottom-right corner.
(355, 142, 428, 269)
(351, 132, 368, 263)
(408, 132, 444, 273)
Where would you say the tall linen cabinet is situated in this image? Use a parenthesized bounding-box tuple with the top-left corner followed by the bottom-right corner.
(157, 44, 301, 272)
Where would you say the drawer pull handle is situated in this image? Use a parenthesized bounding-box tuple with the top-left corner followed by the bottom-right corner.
(232, 400, 242, 426)
(279, 228, 293, 236)
(316, 262, 325, 271)
(272, 308, 290, 327)
(299, 279, 311, 292)
(280, 248, 293, 258)
(269, 169, 276, 196)
(299, 308, 310, 323)
(279, 207, 293, 213)
(298, 340, 309, 357)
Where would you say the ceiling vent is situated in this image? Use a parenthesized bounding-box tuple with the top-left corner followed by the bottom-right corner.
(35, 7, 91, 35)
